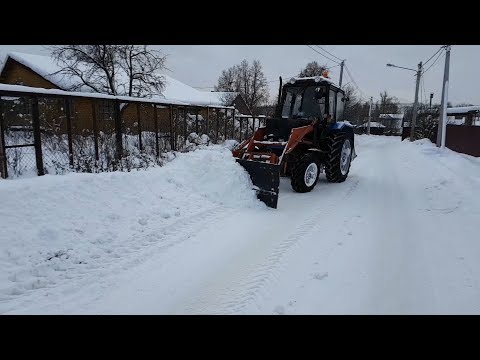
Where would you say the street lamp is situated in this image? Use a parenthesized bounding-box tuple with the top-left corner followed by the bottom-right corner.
(386, 61, 423, 141)
(386, 63, 417, 72)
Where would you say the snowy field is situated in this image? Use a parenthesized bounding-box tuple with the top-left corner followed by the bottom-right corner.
(1, 135, 480, 314)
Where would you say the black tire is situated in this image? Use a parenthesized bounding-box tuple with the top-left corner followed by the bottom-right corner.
(290, 154, 320, 193)
(325, 133, 352, 183)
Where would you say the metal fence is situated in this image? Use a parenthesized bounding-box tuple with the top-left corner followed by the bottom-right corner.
(0, 89, 266, 179)
(402, 125, 480, 157)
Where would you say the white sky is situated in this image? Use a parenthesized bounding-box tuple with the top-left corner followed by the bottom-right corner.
(1, 45, 478, 106)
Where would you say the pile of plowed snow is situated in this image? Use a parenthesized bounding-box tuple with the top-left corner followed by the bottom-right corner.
(161, 147, 259, 207)
(0, 146, 262, 307)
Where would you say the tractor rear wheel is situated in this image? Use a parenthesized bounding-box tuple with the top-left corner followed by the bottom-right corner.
(325, 133, 352, 183)
(290, 154, 320, 193)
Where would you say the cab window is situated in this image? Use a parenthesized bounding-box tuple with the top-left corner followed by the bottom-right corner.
(329, 89, 337, 119)
(336, 92, 345, 121)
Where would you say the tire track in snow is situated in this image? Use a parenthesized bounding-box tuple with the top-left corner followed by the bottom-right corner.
(1, 204, 234, 314)
(233, 177, 361, 313)
(181, 177, 361, 314)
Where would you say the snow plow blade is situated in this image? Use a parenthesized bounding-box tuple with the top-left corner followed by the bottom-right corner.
(236, 159, 280, 209)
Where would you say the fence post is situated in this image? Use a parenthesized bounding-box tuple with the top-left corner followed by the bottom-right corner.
(64, 98, 74, 168)
(239, 116, 243, 142)
(206, 107, 209, 137)
(153, 105, 159, 158)
(114, 99, 123, 167)
(184, 107, 188, 142)
(224, 109, 227, 141)
(215, 108, 219, 143)
(175, 107, 179, 150)
(169, 105, 175, 151)
(195, 109, 199, 134)
(136, 103, 143, 151)
(31, 96, 45, 176)
(231, 109, 235, 139)
(91, 101, 99, 161)
(0, 99, 7, 179)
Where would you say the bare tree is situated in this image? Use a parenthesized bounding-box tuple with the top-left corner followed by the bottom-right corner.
(216, 67, 238, 105)
(342, 85, 367, 125)
(49, 45, 167, 97)
(247, 60, 268, 114)
(379, 91, 400, 114)
(298, 61, 327, 77)
(214, 59, 269, 114)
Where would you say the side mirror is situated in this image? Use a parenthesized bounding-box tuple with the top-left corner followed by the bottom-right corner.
(315, 87, 325, 99)
(314, 87, 325, 99)
(342, 96, 350, 102)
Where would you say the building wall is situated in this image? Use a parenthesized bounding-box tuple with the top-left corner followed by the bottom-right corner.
(231, 94, 252, 116)
(1, 59, 59, 89)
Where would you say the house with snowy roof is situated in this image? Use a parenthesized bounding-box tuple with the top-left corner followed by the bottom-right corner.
(378, 113, 404, 135)
(0, 51, 238, 134)
(446, 106, 480, 126)
(356, 121, 385, 135)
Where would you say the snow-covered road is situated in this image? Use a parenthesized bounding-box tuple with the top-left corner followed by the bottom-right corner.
(2, 135, 480, 314)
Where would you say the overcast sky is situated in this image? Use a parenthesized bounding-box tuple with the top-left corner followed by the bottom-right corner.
(1, 45, 478, 106)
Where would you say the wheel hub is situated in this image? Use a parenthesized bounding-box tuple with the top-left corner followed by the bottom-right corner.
(304, 163, 318, 187)
(340, 139, 352, 175)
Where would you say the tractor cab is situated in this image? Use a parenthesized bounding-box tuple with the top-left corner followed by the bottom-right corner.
(266, 76, 348, 142)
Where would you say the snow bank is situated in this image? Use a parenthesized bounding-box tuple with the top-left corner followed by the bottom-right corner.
(403, 136, 480, 184)
(405, 138, 434, 146)
(160, 148, 261, 207)
(0, 146, 262, 311)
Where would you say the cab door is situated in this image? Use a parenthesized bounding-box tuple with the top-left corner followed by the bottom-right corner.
(328, 87, 337, 120)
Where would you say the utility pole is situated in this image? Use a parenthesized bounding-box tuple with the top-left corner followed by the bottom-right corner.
(339, 60, 345, 87)
(367, 96, 373, 135)
(436, 45, 451, 147)
(441, 80, 449, 148)
(409, 61, 422, 142)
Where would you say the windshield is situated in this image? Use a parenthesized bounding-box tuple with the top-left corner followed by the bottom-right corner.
(281, 85, 326, 119)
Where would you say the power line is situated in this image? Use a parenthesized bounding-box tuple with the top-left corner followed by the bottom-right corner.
(423, 46, 445, 66)
(423, 48, 445, 75)
(344, 65, 365, 99)
(326, 63, 341, 70)
(314, 45, 344, 62)
(306, 45, 341, 65)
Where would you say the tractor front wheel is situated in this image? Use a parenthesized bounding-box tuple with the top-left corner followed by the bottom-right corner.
(290, 154, 320, 193)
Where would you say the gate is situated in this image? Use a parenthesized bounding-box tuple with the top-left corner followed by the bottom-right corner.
(0, 96, 44, 178)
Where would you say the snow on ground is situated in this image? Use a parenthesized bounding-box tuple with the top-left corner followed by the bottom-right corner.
(0, 145, 262, 314)
(2, 135, 480, 314)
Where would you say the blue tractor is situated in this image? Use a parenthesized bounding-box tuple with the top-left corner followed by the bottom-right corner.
(232, 74, 356, 208)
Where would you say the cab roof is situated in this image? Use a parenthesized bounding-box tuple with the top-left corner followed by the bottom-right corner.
(284, 76, 342, 92)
